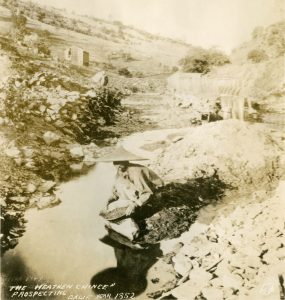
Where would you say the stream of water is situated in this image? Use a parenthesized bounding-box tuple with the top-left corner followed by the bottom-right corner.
(2, 163, 118, 299)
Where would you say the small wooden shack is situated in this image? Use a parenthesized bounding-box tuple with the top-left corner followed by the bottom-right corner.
(64, 46, 89, 66)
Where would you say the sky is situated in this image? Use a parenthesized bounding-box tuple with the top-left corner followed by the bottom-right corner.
(28, 0, 284, 53)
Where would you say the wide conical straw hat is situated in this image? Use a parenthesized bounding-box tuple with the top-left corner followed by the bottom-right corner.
(95, 146, 148, 162)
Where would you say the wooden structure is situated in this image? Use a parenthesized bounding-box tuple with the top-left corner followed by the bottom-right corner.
(64, 46, 89, 66)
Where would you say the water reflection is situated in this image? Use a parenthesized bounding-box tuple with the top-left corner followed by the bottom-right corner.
(91, 243, 162, 299)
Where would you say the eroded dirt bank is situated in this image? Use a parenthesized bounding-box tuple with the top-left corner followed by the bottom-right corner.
(120, 120, 285, 300)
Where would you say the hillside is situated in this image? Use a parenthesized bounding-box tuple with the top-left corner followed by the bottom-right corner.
(216, 23, 285, 116)
(0, 0, 196, 76)
(231, 21, 285, 64)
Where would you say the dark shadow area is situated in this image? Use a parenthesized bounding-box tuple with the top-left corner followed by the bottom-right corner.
(1, 254, 56, 300)
(133, 172, 228, 244)
(91, 244, 162, 299)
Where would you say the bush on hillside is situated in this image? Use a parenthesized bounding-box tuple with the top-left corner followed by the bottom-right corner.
(247, 49, 268, 63)
(135, 71, 144, 78)
(172, 66, 179, 73)
(37, 41, 51, 56)
(179, 52, 210, 73)
(130, 86, 139, 93)
(118, 67, 132, 78)
(179, 49, 230, 74)
(207, 50, 231, 66)
(122, 52, 134, 62)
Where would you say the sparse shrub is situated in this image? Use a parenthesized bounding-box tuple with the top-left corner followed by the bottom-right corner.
(135, 71, 144, 78)
(148, 82, 155, 91)
(37, 11, 46, 22)
(251, 102, 260, 110)
(37, 41, 51, 56)
(179, 48, 230, 74)
(102, 27, 112, 35)
(247, 49, 268, 63)
(118, 67, 132, 78)
(207, 50, 230, 66)
(179, 53, 210, 73)
(103, 63, 115, 70)
(123, 52, 133, 62)
(130, 86, 139, 93)
(172, 66, 179, 73)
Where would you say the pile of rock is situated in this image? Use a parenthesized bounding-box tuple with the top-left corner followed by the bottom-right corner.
(154, 181, 285, 299)
(150, 120, 283, 188)
(1, 63, 122, 143)
(0, 145, 60, 253)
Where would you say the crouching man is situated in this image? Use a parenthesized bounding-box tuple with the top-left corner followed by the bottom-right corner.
(97, 146, 163, 248)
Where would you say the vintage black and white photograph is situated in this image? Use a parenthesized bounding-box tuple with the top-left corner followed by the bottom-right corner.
(0, 0, 285, 299)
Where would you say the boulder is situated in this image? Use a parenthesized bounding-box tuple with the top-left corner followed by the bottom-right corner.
(26, 183, 37, 193)
(14, 158, 23, 166)
(22, 147, 35, 158)
(147, 259, 178, 299)
(38, 181, 56, 193)
(69, 146, 84, 158)
(36, 195, 61, 210)
(25, 159, 36, 170)
(172, 252, 192, 277)
(42, 131, 60, 145)
(201, 286, 223, 300)
(5, 147, 20, 158)
(189, 267, 212, 286)
(0, 117, 5, 126)
(0, 197, 7, 207)
(83, 155, 96, 166)
(70, 163, 83, 172)
(170, 277, 210, 300)
(221, 273, 243, 289)
(9, 196, 28, 203)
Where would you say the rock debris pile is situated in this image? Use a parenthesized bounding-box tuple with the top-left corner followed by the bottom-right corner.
(154, 181, 285, 300)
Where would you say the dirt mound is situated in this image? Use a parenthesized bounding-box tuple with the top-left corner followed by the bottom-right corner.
(151, 120, 283, 188)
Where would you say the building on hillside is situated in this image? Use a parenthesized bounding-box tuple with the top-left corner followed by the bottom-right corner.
(64, 46, 89, 66)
